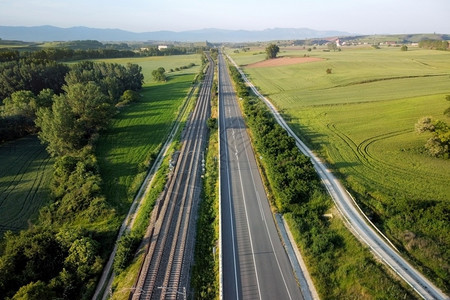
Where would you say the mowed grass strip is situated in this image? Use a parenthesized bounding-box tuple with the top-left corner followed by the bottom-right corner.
(230, 46, 450, 290)
(0, 136, 53, 234)
(96, 55, 201, 215)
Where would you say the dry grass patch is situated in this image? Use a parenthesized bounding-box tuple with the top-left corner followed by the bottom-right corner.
(247, 56, 323, 68)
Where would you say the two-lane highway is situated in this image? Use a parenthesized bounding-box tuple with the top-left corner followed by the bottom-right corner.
(219, 52, 304, 300)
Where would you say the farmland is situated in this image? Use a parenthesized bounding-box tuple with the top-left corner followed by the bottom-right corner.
(229, 46, 450, 290)
(0, 136, 53, 235)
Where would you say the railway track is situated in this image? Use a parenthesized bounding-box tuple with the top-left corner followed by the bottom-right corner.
(131, 55, 214, 300)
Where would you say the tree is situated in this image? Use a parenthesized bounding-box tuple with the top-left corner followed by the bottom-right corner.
(1, 90, 37, 119)
(113, 233, 140, 274)
(11, 281, 54, 300)
(401, 45, 408, 51)
(416, 116, 449, 158)
(36, 95, 81, 156)
(328, 42, 338, 52)
(445, 95, 450, 117)
(152, 67, 166, 82)
(64, 237, 102, 281)
(265, 43, 280, 59)
(118, 90, 140, 106)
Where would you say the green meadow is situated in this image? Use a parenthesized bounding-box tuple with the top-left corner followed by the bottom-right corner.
(95, 54, 201, 214)
(230, 46, 450, 290)
(0, 136, 53, 234)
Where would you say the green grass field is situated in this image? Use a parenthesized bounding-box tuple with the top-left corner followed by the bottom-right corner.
(229, 46, 450, 290)
(0, 136, 53, 234)
(95, 55, 201, 214)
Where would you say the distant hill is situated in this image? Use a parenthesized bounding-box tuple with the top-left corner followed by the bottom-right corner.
(0, 25, 351, 42)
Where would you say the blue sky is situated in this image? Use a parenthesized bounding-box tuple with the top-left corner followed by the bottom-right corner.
(1, 0, 449, 34)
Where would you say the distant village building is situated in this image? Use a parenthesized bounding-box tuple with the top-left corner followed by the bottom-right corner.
(158, 45, 168, 51)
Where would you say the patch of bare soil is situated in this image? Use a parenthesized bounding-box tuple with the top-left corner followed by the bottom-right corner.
(247, 56, 324, 68)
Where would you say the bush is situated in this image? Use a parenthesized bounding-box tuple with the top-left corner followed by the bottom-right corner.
(113, 232, 141, 274)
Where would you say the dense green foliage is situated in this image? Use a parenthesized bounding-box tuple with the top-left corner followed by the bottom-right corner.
(416, 116, 449, 158)
(0, 58, 69, 101)
(265, 43, 280, 59)
(419, 39, 449, 50)
(0, 227, 103, 298)
(113, 232, 141, 274)
(229, 64, 415, 299)
(230, 46, 450, 292)
(0, 89, 54, 141)
(0, 42, 208, 64)
(151, 67, 166, 82)
(415, 96, 450, 158)
(35, 61, 143, 157)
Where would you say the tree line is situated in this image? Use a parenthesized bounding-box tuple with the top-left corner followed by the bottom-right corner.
(0, 59, 144, 298)
(418, 39, 449, 51)
(0, 48, 138, 63)
(0, 45, 208, 64)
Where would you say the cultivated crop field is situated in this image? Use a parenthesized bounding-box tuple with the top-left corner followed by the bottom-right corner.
(95, 55, 201, 213)
(229, 46, 450, 290)
(0, 136, 53, 235)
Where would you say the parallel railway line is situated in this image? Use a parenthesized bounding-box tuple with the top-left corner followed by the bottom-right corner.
(131, 55, 214, 300)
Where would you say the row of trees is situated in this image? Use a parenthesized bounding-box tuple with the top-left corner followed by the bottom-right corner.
(0, 45, 208, 64)
(0, 60, 144, 298)
(0, 48, 137, 63)
(418, 39, 449, 50)
(229, 64, 319, 211)
(0, 58, 69, 101)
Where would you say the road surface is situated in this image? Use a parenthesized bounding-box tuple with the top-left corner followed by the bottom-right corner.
(219, 51, 304, 300)
(226, 54, 449, 300)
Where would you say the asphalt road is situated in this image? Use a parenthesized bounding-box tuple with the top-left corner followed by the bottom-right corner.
(219, 52, 303, 300)
(226, 55, 449, 300)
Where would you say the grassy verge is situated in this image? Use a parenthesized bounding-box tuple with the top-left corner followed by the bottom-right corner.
(110, 154, 170, 299)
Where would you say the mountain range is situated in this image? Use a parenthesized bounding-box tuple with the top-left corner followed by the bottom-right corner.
(0, 25, 351, 42)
